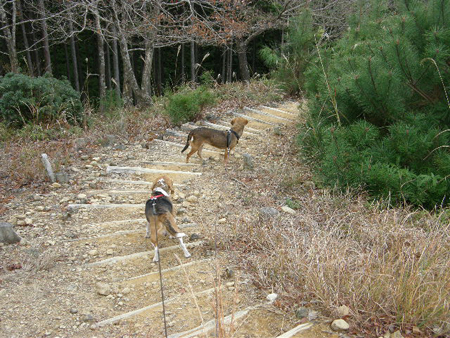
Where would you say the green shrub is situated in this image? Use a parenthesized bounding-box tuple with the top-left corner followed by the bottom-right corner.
(0, 73, 83, 128)
(299, 0, 450, 208)
(260, 10, 316, 95)
(165, 85, 216, 125)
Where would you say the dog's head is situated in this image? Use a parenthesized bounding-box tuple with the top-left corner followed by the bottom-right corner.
(152, 176, 174, 196)
(231, 117, 249, 127)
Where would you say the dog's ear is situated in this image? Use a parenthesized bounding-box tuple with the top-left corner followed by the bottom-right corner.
(244, 118, 249, 125)
(231, 118, 236, 125)
(166, 177, 175, 195)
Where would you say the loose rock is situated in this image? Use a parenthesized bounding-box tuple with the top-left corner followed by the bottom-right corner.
(331, 319, 349, 331)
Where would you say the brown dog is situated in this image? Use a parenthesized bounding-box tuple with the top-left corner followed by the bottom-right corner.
(145, 176, 191, 262)
(181, 117, 249, 164)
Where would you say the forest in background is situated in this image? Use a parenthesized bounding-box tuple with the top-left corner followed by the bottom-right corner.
(0, 0, 355, 108)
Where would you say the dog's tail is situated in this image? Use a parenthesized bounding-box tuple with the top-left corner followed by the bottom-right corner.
(181, 131, 193, 153)
(165, 220, 186, 238)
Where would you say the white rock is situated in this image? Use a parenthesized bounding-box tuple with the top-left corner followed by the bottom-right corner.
(331, 319, 349, 331)
(337, 305, 350, 317)
(77, 194, 87, 199)
(88, 249, 98, 256)
(96, 282, 111, 296)
(186, 196, 198, 203)
(281, 206, 296, 214)
(266, 293, 278, 303)
(218, 218, 227, 224)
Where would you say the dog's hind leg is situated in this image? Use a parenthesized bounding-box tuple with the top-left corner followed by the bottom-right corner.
(178, 236, 191, 258)
(149, 217, 160, 262)
(197, 144, 204, 160)
(165, 213, 191, 258)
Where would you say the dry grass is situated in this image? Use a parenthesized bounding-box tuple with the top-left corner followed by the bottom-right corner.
(221, 181, 450, 336)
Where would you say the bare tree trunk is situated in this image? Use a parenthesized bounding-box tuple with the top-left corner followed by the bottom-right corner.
(221, 46, 226, 84)
(68, 15, 80, 91)
(141, 40, 154, 98)
(227, 44, 232, 83)
(181, 43, 185, 84)
(236, 38, 250, 82)
(190, 40, 196, 83)
(105, 42, 111, 89)
(0, 0, 18, 73)
(118, 33, 151, 106)
(38, 0, 52, 75)
(112, 25, 121, 97)
(93, 5, 106, 111)
(17, 0, 33, 75)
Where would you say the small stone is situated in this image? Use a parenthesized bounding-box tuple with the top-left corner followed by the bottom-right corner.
(186, 196, 198, 203)
(96, 282, 111, 296)
(106, 249, 114, 255)
(0, 222, 21, 244)
(77, 194, 87, 200)
(51, 182, 62, 189)
(266, 293, 278, 303)
(24, 218, 33, 225)
(412, 327, 422, 335)
(331, 319, 349, 331)
(295, 307, 309, 319)
(391, 331, 403, 338)
(82, 314, 95, 322)
(189, 233, 201, 241)
(259, 207, 279, 219)
(281, 206, 296, 214)
(122, 287, 131, 295)
(89, 249, 98, 256)
(337, 305, 350, 317)
(218, 218, 226, 224)
(243, 154, 254, 170)
(70, 308, 78, 314)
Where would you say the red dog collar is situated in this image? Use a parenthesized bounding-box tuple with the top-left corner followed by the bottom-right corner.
(150, 194, 164, 200)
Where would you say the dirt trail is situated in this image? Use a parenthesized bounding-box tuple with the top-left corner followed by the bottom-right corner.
(1, 101, 340, 338)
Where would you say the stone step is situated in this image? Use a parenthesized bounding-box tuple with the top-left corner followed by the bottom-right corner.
(261, 105, 298, 116)
(95, 286, 220, 328)
(232, 112, 277, 126)
(168, 306, 254, 338)
(86, 240, 205, 267)
(244, 107, 295, 122)
(106, 166, 202, 176)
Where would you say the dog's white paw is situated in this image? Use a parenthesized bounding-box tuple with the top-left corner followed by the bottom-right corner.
(145, 234, 150, 238)
(176, 232, 186, 238)
(184, 252, 191, 258)
(153, 256, 159, 262)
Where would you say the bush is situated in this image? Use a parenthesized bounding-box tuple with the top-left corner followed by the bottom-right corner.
(164, 85, 216, 125)
(260, 10, 316, 95)
(0, 73, 83, 128)
(299, 0, 450, 208)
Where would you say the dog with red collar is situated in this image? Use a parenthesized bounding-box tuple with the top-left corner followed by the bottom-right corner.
(145, 176, 191, 262)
